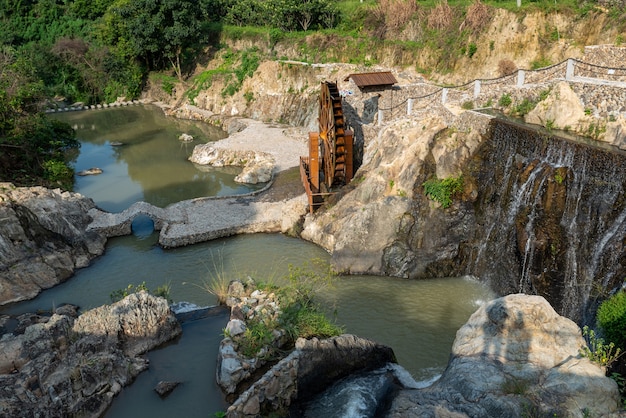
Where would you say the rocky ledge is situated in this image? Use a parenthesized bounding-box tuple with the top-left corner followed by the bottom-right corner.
(0, 183, 107, 306)
(0, 291, 181, 417)
(387, 294, 621, 417)
(215, 279, 397, 417)
(217, 288, 621, 417)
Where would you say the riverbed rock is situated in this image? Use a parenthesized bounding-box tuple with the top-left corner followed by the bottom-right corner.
(189, 144, 276, 184)
(76, 167, 103, 176)
(0, 291, 181, 417)
(385, 294, 621, 418)
(0, 183, 107, 306)
(154, 380, 181, 397)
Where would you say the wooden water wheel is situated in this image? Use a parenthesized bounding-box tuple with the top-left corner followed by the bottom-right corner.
(300, 81, 353, 213)
(318, 81, 352, 189)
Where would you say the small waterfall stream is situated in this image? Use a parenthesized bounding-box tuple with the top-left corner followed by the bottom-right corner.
(470, 119, 626, 323)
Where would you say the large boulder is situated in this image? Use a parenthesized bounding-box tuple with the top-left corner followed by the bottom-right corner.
(189, 145, 275, 184)
(525, 81, 587, 130)
(385, 294, 621, 417)
(0, 291, 181, 417)
(0, 183, 107, 305)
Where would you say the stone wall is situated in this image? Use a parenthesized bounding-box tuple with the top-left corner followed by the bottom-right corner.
(583, 45, 626, 68)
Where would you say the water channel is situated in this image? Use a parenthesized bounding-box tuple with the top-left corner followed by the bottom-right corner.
(2, 105, 495, 417)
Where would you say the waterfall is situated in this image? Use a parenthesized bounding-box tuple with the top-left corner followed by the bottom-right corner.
(470, 119, 626, 323)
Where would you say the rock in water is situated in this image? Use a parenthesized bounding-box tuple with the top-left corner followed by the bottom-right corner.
(178, 133, 194, 142)
(76, 167, 103, 176)
(154, 381, 181, 397)
(0, 183, 107, 305)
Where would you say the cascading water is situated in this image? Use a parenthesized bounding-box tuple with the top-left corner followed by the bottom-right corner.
(470, 119, 626, 323)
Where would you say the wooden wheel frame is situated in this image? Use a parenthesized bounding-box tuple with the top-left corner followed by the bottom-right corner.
(319, 82, 336, 188)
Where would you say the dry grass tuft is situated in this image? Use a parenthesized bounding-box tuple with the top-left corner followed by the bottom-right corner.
(461, 0, 492, 34)
(428, 0, 453, 31)
(370, 0, 419, 39)
(498, 59, 518, 76)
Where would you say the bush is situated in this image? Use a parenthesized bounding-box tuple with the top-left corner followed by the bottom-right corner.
(427, 0, 452, 30)
(423, 175, 464, 208)
(514, 97, 536, 116)
(597, 290, 626, 350)
(498, 93, 512, 107)
(42, 159, 74, 188)
(580, 325, 622, 368)
(498, 59, 517, 76)
(462, 0, 491, 34)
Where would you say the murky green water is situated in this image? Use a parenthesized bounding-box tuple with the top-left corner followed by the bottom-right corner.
(3, 107, 494, 416)
(55, 105, 265, 212)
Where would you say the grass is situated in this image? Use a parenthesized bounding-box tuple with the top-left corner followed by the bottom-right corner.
(220, 260, 343, 359)
(423, 175, 464, 208)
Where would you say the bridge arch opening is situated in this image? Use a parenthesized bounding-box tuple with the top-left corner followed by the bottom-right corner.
(131, 214, 155, 239)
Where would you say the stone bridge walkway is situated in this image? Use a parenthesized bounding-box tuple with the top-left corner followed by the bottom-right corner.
(87, 194, 307, 248)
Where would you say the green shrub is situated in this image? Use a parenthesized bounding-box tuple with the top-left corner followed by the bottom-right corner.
(467, 42, 478, 58)
(110, 281, 172, 303)
(597, 290, 626, 350)
(228, 261, 343, 359)
(42, 159, 73, 187)
(580, 325, 622, 368)
(498, 93, 512, 107)
(514, 98, 536, 116)
(110, 282, 149, 302)
(423, 175, 464, 208)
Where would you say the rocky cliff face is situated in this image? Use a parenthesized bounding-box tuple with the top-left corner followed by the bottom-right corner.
(301, 108, 487, 279)
(0, 183, 107, 306)
(0, 291, 181, 417)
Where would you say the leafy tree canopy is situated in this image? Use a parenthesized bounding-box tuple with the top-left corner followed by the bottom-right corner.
(107, 0, 206, 79)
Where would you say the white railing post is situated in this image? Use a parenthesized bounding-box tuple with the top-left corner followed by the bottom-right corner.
(378, 109, 383, 126)
(517, 70, 525, 87)
(474, 80, 481, 100)
(407, 98, 413, 115)
(565, 58, 575, 81)
(441, 88, 448, 104)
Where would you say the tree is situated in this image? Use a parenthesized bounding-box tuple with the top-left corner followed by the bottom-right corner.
(111, 0, 205, 80)
(0, 47, 78, 189)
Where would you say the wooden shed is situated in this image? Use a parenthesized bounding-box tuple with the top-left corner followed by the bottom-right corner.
(343, 71, 398, 91)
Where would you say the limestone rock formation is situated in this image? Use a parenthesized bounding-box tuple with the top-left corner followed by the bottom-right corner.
(525, 81, 587, 130)
(0, 291, 181, 417)
(190, 144, 275, 184)
(301, 110, 486, 278)
(385, 294, 621, 417)
(0, 183, 107, 305)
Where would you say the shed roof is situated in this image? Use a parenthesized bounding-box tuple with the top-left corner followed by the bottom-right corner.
(344, 72, 398, 88)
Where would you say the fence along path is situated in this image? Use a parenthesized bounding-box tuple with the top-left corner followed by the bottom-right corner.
(376, 58, 626, 124)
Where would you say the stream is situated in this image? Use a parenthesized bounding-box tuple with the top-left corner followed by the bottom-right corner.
(1, 106, 494, 417)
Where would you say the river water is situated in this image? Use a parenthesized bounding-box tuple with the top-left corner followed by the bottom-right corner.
(2, 106, 494, 417)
